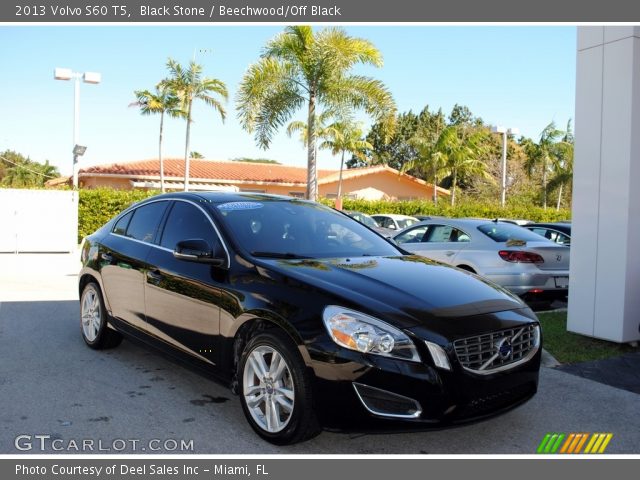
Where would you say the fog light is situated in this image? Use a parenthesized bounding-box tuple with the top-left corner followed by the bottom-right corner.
(425, 341, 451, 371)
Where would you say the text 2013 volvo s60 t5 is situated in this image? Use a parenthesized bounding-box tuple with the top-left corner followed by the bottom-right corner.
(79, 192, 541, 444)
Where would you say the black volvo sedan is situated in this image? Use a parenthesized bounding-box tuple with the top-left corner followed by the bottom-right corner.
(79, 192, 541, 444)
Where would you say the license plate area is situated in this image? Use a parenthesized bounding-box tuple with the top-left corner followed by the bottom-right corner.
(554, 276, 569, 288)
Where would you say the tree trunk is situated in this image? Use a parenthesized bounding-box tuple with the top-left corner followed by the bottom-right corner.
(306, 93, 317, 201)
(432, 164, 438, 205)
(450, 171, 457, 206)
(337, 150, 345, 199)
(183, 100, 193, 192)
(159, 111, 165, 193)
(542, 157, 547, 210)
(556, 183, 563, 211)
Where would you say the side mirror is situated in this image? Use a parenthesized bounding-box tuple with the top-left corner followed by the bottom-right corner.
(173, 238, 225, 267)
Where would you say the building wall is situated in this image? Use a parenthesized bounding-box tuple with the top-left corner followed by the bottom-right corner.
(80, 177, 132, 190)
(320, 170, 437, 200)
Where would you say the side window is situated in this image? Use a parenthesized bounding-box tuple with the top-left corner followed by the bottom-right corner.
(160, 202, 217, 250)
(113, 211, 133, 235)
(426, 225, 454, 242)
(530, 227, 548, 238)
(395, 225, 428, 244)
(381, 218, 396, 229)
(125, 201, 168, 243)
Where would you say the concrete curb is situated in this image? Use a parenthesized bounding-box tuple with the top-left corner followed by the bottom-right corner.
(541, 348, 561, 368)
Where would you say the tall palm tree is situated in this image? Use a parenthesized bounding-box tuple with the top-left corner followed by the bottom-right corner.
(437, 126, 490, 206)
(525, 121, 563, 209)
(549, 120, 574, 210)
(163, 58, 228, 191)
(131, 85, 182, 193)
(237, 26, 396, 201)
(320, 121, 372, 204)
(404, 124, 448, 205)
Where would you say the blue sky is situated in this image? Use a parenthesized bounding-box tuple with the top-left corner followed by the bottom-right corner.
(0, 26, 576, 175)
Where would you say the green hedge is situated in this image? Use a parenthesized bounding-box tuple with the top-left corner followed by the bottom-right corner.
(78, 189, 571, 242)
(78, 189, 158, 241)
(319, 198, 571, 223)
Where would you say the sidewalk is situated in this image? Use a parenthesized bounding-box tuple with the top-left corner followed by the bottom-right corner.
(0, 252, 80, 301)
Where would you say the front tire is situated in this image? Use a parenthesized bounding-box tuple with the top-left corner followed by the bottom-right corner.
(80, 282, 122, 349)
(239, 330, 320, 445)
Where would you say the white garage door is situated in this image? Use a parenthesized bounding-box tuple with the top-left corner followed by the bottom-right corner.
(0, 189, 78, 253)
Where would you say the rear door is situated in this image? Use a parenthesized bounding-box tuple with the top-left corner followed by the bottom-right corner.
(99, 200, 169, 331)
(415, 224, 471, 264)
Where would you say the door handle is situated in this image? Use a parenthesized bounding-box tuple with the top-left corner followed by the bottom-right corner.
(101, 253, 113, 262)
(147, 269, 163, 284)
(445, 251, 455, 257)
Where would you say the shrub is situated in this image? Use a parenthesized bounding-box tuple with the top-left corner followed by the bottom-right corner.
(78, 189, 158, 241)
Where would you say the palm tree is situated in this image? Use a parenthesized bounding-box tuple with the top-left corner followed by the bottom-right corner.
(131, 85, 182, 193)
(403, 124, 448, 205)
(525, 121, 563, 209)
(437, 126, 490, 206)
(163, 58, 228, 191)
(549, 120, 574, 210)
(320, 122, 372, 205)
(237, 26, 396, 201)
(190, 151, 204, 159)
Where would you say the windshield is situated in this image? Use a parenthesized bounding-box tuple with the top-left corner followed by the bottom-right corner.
(397, 218, 418, 229)
(216, 200, 401, 259)
(478, 223, 550, 243)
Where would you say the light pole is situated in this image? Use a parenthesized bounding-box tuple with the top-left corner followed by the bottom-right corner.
(54, 68, 101, 189)
(492, 125, 519, 207)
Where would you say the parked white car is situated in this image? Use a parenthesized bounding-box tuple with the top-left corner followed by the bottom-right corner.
(393, 218, 570, 305)
(371, 214, 419, 232)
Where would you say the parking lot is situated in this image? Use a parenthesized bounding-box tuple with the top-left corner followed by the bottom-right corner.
(1, 253, 638, 454)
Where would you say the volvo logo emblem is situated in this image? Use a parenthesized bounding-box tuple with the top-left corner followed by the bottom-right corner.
(496, 338, 513, 360)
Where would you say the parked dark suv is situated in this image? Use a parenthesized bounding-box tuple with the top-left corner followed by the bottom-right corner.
(79, 192, 541, 444)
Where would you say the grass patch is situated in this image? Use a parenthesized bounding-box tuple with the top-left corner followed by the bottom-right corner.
(537, 311, 636, 364)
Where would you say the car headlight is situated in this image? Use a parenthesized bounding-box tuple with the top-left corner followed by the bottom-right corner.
(322, 306, 420, 362)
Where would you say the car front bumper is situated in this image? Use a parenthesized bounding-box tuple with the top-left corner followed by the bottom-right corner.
(305, 327, 541, 430)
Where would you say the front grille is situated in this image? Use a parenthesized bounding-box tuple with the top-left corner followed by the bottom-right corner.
(454, 324, 540, 374)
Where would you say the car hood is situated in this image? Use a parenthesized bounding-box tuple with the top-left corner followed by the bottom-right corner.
(258, 255, 529, 330)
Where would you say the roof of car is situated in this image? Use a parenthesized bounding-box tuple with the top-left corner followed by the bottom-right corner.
(139, 191, 299, 204)
(371, 214, 418, 220)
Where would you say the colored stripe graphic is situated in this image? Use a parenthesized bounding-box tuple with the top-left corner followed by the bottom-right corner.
(538, 433, 613, 454)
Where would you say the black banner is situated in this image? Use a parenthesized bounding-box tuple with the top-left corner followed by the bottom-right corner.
(4, 0, 640, 22)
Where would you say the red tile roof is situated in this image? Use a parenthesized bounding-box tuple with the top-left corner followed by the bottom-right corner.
(80, 159, 337, 185)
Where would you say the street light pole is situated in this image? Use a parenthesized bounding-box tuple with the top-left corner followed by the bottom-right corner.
(492, 125, 519, 207)
(54, 68, 101, 189)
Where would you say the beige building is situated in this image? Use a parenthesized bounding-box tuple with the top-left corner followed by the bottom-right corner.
(76, 158, 448, 201)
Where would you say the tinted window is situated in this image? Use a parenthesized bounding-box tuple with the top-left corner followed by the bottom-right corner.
(395, 225, 428, 244)
(530, 228, 570, 245)
(478, 223, 547, 243)
(217, 200, 400, 259)
(161, 202, 216, 250)
(113, 211, 133, 235)
(125, 201, 168, 243)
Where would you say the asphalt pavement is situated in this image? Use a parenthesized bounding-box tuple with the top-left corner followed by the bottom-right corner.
(1, 253, 638, 454)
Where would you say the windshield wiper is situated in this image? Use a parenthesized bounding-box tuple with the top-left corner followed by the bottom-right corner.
(250, 251, 312, 259)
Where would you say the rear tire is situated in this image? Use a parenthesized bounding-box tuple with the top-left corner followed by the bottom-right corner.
(456, 265, 476, 274)
(80, 282, 122, 350)
(238, 330, 320, 445)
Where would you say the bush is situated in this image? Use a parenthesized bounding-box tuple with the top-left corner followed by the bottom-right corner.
(78, 189, 571, 242)
(78, 189, 158, 241)
(320, 198, 571, 223)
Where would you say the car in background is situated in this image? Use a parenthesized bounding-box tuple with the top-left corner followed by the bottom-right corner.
(345, 210, 395, 237)
(79, 193, 541, 444)
(393, 218, 570, 305)
(525, 222, 572, 246)
(371, 214, 419, 232)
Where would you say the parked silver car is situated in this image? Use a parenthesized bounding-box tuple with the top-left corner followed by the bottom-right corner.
(393, 218, 570, 302)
